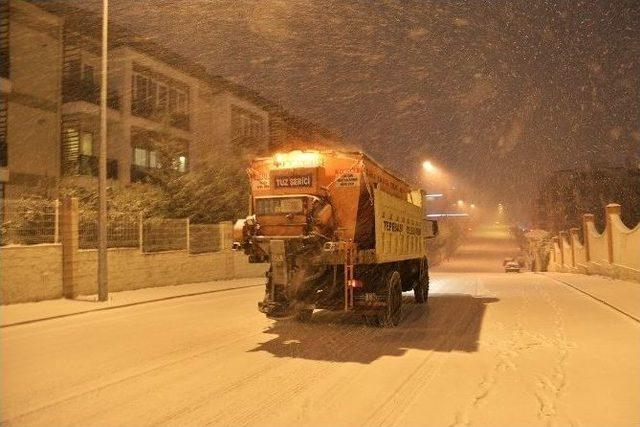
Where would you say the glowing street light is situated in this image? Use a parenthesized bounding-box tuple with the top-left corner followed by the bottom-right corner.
(457, 199, 465, 207)
(422, 160, 438, 174)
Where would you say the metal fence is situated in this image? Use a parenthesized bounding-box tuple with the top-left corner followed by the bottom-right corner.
(142, 218, 188, 253)
(1, 198, 226, 254)
(0, 199, 58, 246)
(79, 217, 139, 249)
(189, 223, 222, 254)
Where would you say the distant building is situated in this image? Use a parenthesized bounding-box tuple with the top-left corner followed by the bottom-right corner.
(533, 166, 640, 232)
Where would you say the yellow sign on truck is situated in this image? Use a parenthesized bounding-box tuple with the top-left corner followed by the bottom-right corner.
(235, 150, 438, 326)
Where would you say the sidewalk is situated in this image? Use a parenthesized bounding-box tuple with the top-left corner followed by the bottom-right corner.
(0, 278, 264, 328)
(542, 272, 640, 322)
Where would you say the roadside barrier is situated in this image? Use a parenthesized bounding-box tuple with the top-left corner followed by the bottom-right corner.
(548, 204, 639, 282)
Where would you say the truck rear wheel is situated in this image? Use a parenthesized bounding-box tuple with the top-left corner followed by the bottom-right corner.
(414, 258, 429, 304)
(381, 270, 403, 327)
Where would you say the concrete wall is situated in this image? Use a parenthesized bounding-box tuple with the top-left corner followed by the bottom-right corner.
(72, 249, 266, 297)
(0, 244, 64, 303)
(611, 216, 640, 270)
(549, 204, 640, 282)
(587, 222, 608, 264)
(560, 232, 572, 267)
(0, 244, 267, 304)
(572, 236, 586, 266)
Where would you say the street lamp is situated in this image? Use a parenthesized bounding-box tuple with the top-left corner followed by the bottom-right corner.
(422, 160, 437, 174)
(97, 0, 109, 301)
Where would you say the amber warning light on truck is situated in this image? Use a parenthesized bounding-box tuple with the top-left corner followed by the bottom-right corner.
(272, 150, 323, 169)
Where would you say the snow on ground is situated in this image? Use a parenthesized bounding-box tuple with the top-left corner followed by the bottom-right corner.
(0, 278, 264, 327)
(1, 224, 638, 427)
(433, 224, 522, 273)
(541, 272, 640, 321)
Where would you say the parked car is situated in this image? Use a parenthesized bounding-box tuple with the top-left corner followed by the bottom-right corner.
(505, 261, 521, 273)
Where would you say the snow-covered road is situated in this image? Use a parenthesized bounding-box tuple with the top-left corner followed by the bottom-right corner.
(2, 224, 639, 426)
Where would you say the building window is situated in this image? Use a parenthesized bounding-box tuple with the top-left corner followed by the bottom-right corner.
(133, 147, 164, 169)
(149, 151, 158, 169)
(133, 147, 148, 167)
(79, 132, 93, 156)
(177, 155, 187, 173)
(131, 128, 189, 183)
(231, 106, 266, 150)
(131, 67, 189, 130)
(62, 117, 118, 179)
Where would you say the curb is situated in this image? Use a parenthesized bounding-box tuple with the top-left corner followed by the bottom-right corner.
(537, 273, 639, 323)
(1, 283, 264, 329)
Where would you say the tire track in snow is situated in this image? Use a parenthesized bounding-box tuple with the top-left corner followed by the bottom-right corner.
(200, 319, 378, 427)
(202, 296, 471, 427)
(143, 313, 382, 426)
(1, 322, 266, 426)
(304, 302, 429, 412)
(364, 296, 483, 427)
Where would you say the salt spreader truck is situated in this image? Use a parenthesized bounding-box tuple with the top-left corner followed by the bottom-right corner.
(234, 150, 438, 326)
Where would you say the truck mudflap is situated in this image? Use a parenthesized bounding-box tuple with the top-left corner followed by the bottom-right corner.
(259, 299, 316, 320)
(258, 300, 293, 319)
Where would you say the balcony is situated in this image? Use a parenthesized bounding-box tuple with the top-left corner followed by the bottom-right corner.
(77, 154, 118, 179)
(170, 112, 189, 131)
(131, 101, 190, 131)
(63, 79, 120, 111)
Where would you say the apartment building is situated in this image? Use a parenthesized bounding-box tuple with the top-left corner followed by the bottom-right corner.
(0, 1, 10, 195)
(1, 0, 271, 200)
(51, 2, 271, 186)
(1, 0, 63, 200)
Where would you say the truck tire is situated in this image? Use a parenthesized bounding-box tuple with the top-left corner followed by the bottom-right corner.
(381, 270, 403, 327)
(414, 258, 430, 304)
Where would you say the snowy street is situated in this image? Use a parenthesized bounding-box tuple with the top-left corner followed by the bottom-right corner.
(2, 224, 639, 427)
